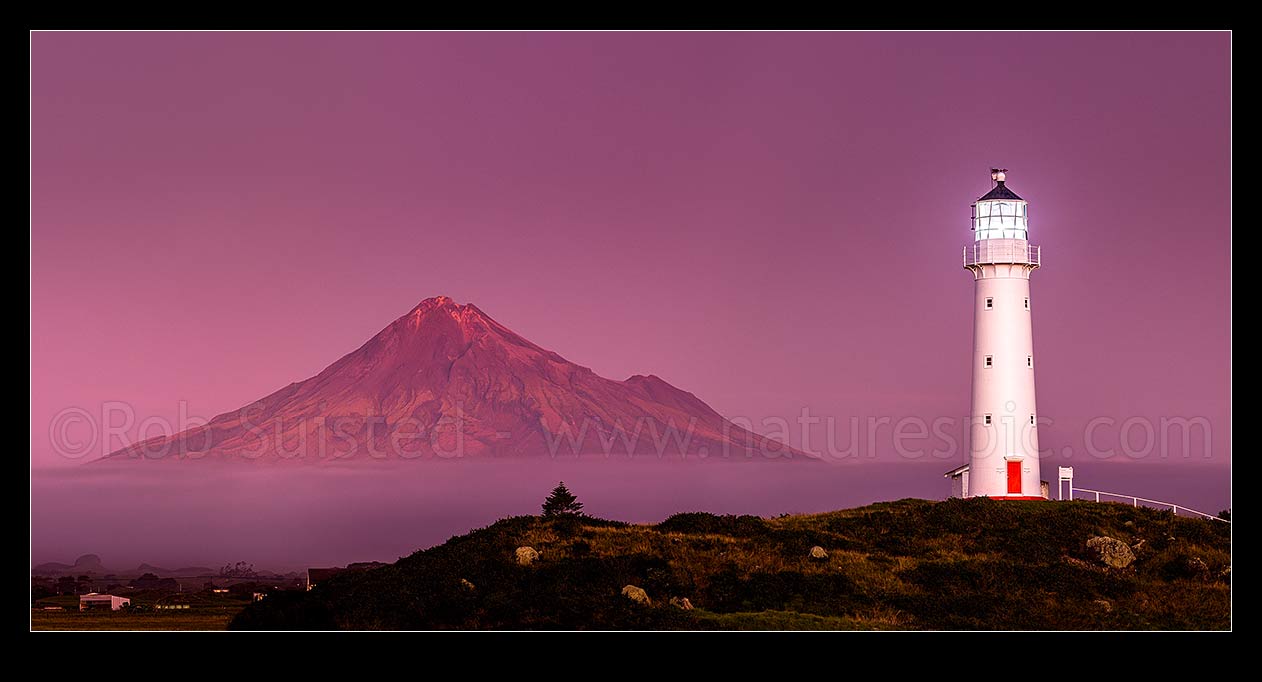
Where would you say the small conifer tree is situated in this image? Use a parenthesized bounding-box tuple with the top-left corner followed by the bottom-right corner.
(541, 481, 584, 517)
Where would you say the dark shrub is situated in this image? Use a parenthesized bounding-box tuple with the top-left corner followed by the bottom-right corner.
(656, 512, 767, 537)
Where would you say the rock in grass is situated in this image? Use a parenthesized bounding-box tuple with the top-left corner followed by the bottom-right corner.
(809, 546, 828, 560)
(1185, 556, 1210, 578)
(515, 546, 539, 566)
(621, 585, 650, 605)
(1086, 536, 1135, 569)
(670, 597, 694, 610)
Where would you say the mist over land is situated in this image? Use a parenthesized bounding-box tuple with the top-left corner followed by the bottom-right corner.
(32, 459, 1228, 573)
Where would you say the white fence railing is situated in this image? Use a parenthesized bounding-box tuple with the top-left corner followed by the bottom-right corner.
(1070, 487, 1229, 523)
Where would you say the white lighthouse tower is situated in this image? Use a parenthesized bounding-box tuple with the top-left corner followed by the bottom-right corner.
(962, 169, 1044, 499)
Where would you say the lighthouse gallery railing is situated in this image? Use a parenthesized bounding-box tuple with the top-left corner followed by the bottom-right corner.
(963, 243, 1041, 267)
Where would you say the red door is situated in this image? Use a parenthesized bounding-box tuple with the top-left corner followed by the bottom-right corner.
(1007, 461, 1022, 494)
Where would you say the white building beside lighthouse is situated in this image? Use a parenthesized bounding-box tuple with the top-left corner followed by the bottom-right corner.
(946, 169, 1047, 500)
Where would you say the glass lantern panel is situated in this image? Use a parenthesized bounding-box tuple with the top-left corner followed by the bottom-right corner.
(973, 200, 1028, 241)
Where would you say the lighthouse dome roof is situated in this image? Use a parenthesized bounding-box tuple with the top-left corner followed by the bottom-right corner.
(978, 182, 1023, 202)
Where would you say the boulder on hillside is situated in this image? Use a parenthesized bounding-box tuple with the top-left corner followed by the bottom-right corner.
(621, 585, 650, 605)
(1086, 536, 1135, 569)
(1185, 556, 1210, 579)
(515, 547, 539, 566)
(670, 597, 694, 610)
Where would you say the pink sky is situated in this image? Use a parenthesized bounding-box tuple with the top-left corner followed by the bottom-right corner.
(31, 32, 1230, 471)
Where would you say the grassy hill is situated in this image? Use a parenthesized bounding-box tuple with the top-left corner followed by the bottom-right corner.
(229, 498, 1231, 630)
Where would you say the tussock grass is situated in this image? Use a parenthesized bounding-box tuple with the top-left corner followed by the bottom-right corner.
(230, 497, 1231, 630)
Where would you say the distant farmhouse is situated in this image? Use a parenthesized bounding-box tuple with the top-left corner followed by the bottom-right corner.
(79, 593, 130, 611)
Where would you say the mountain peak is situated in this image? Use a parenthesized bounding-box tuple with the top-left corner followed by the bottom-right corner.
(103, 299, 807, 462)
(412, 295, 460, 311)
(401, 296, 498, 336)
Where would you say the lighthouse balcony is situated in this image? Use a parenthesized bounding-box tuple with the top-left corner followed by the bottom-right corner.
(963, 240, 1040, 268)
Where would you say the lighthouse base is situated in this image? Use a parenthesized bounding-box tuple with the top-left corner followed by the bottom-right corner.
(943, 465, 1051, 500)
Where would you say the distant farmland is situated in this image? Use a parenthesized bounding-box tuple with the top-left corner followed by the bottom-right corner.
(31, 594, 247, 631)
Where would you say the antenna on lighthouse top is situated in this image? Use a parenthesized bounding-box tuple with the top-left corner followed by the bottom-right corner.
(991, 168, 1008, 184)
